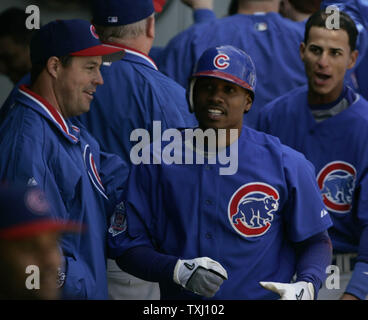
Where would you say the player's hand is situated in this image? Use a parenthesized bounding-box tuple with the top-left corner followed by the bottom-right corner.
(181, 0, 214, 10)
(173, 257, 228, 297)
(259, 281, 314, 300)
(340, 293, 359, 300)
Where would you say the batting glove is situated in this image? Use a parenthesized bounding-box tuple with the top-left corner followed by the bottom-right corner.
(259, 281, 315, 300)
(173, 257, 228, 297)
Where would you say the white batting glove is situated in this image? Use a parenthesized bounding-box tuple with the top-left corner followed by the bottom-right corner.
(259, 281, 315, 300)
(173, 257, 228, 297)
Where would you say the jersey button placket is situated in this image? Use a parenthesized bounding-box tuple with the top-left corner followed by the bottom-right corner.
(205, 232, 212, 239)
(199, 164, 218, 256)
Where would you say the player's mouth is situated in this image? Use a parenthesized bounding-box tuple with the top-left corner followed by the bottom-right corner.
(84, 90, 95, 100)
(206, 106, 225, 120)
(314, 72, 332, 86)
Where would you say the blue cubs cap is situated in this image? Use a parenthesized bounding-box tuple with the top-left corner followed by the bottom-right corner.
(30, 19, 125, 65)
(0, 184, 82, 240)
(92, 0, 155, 26)
(188, 45, 257, 112)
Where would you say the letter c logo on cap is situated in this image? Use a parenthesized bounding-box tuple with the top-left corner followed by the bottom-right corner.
(213, 54, 230, 70)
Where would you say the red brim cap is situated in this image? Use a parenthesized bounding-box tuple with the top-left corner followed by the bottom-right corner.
(71, 44, 125, 62)
(193, 70, 254, 92)
(0, 219, 84, 240)
(153, 0, 166, 13)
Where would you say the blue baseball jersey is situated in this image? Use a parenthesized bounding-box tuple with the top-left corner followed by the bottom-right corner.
(78, 45, 198, 163)
(258, 85, 368, 253)
(108, 126, 332, 299)
(149, 8, 216, 62)
(156, 12, 308, 128)
(0, 86, 129, 299)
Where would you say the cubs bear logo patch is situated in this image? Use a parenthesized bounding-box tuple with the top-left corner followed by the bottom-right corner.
(228, 182, 279, 237)
(317, 161, 356, 214)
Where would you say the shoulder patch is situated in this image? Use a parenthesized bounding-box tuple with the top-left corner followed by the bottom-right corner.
(108, 201, 127, 237)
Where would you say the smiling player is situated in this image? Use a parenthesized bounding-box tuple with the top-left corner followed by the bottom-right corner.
(258, 9, 368, 300)
(108, 45, 333, 300)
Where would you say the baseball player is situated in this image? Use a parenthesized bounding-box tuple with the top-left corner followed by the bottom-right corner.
(155, 0, 314, 128)
(0, 19, 129, 299)
(258, 9, 368, 300)
(108, 45, 333, 300)
(0, 183, 81, 300)
(77, 0, 198, 300)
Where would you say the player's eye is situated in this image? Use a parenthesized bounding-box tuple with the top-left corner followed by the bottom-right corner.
(331, 50, 342, 56)
(199, 82, 214, 91)
(309, 46, 322, 55)
(224, 86, 236, 94)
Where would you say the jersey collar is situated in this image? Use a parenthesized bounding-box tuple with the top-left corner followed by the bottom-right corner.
(104, 42, 158, 70)
(17, 85, 80, 144)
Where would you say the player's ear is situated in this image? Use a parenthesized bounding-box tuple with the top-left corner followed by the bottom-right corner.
(243, 92, 253, 113)
(299, 42, 306, 61)
(46, 56, 61, 79)
(146, 14, 155, 40)
(347, 49, 358, 70)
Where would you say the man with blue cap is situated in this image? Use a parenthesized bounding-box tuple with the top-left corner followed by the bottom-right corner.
(0, 183, 82, 300)
(78, 0, 197, 300)
(108, 45, 333, 300)
(0, 19, 130, 299)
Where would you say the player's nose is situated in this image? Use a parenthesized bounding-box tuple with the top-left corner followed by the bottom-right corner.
(94, 69, 104, 86)
(317, 52, 329, 68)
(208, 88, 225, 103)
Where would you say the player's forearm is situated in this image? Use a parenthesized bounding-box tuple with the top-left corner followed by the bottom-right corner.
(293, 231, 333, 299)
(356, 224, 368, 264)
(344, 225, 368, 299)
(181, 0, 213, 10)
(115, 246, 178, 283)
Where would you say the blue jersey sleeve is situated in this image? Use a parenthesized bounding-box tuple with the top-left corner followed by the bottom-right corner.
(98, 150, 130, 216)
(344, 225, 368, 299)
(282, 147, 333, 242)
(294, 231, 333, 298)
(107, 162, 158, 259)
(193, 8, 216, 23)
(115, 246, 178, 283)
(0, 125, 47, 195)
